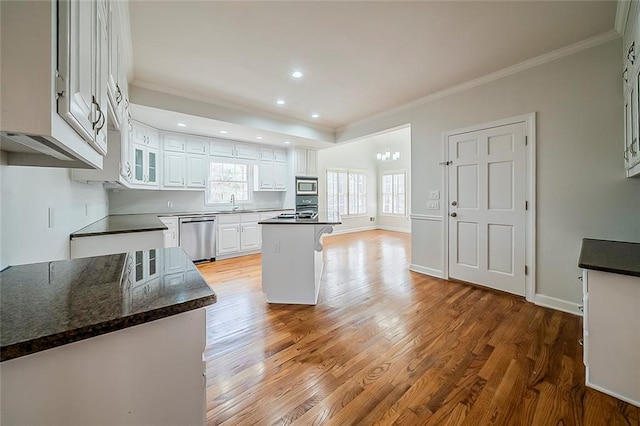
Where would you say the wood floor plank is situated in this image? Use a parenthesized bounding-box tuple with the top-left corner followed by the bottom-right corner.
(199, 230, 639, 425)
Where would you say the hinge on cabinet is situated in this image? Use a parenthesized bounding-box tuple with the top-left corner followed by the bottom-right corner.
(55, 71, 66, 98)
(525, 265, 528, 275)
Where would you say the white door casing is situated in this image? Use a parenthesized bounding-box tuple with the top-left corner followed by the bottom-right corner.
(444, 114, 535, 299)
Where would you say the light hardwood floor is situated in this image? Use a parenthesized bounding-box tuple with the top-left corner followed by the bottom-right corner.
(198, 230, 639, 425)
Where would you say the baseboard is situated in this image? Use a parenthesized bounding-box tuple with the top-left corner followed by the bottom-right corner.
(586, 379, 640, 407)
(534, 294, 582, 316)
(330, 225, 377, 235)
(376, 225, 411, 233)
(409, 264, 445, 279)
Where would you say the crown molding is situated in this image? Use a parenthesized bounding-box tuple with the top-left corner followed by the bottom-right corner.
(337, 30, 620, 135)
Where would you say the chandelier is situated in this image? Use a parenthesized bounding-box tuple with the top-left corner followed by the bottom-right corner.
(376, 149, 400, 161)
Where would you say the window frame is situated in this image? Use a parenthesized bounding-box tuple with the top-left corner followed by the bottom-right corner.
(380, 170, 407, 217)
(326, 168, 367, 217)
(205, 159, 253, 206)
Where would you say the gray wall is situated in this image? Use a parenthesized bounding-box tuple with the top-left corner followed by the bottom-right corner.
(337, 39, 640, 308)
(1, 166, 109, 267)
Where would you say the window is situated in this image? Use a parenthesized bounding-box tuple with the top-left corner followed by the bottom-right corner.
(327, 169, 366, 216)
(207, 161, 250, 204)
(381, 171, 406, 216)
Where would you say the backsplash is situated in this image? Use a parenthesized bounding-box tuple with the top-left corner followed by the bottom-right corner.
(108, 189, 289, 215)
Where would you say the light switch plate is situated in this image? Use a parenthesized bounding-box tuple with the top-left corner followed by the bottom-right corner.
(429, 190, 440, 200)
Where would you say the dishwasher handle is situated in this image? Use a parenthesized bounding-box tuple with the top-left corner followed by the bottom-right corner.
(179, 216, 216, 224)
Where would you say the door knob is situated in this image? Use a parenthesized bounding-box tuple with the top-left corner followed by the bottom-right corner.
(450, 212, 457, 217)
(451, 201, 457, 206)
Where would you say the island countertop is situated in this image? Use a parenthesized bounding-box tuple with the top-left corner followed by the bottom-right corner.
(259, 211, 341, 225)
(579, 238, 640, 277)
(0, 247, 216, 362)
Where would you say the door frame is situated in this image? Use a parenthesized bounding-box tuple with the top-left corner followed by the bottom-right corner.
(442, 113, 536, 302)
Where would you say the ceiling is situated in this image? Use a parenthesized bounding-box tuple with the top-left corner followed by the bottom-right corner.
(128, 1, 617, 139)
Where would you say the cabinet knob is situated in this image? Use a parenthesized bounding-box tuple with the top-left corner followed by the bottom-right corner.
(451, 201, 457, 206)
(450, 212, 457, 218)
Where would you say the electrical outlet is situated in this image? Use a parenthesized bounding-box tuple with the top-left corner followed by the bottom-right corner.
(167, 201, 173, 209)
(273, 242, 280, 253)
(429, 190, 440, 200)
(370, 217, 375, 222)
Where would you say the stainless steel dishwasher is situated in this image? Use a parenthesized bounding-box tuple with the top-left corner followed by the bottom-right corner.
(179, 216, 216, 262)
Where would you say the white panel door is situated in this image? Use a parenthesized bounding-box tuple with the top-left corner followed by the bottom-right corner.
(448, 122, 526, 296)
(273, 162, 287, 189)
(186, 155, 206, 188)
(240, 223, 260, 250)
(217, 225, 240, 254)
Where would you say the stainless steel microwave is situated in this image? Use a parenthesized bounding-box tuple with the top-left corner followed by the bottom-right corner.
(296, 178, 318, 195)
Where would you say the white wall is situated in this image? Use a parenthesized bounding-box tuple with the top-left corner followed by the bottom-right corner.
(317, 139, 378, 234)
(109, 188, 285, 215)
(1, 166, 109, 267)
(336, 39, 640, 309)
(375, 127, 411, 233)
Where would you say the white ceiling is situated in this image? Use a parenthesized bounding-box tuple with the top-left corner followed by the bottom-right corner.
(128, 1, 616, 138)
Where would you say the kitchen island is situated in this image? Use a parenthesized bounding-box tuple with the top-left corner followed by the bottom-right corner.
(259, 212, 341, 305)
(0, 247, 216, 425)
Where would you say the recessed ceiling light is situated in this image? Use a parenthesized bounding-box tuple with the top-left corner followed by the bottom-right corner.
(219, 130, 228, 134)
(256, 136, 263, 140)
(311, 113, 319, 119)
(291, 71, 303, 79)
(284, 141, 291, 144)
(177, 123, 187, 127)
(276, 99, 285, 105)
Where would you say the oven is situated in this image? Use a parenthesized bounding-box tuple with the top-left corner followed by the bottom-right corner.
(296, 177, 318, 195)
(296, 195, 318, 213)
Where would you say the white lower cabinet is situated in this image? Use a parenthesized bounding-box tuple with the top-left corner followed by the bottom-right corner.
(582, 269, 640, 406)
(158, 217, 179, 248)
(70, 230, 164, 259)
(216, 213, 261, 258)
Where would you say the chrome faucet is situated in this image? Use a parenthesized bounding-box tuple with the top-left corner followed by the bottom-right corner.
(230, 194, 239, 211)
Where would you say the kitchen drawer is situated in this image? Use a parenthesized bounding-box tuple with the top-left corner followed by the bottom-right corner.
(241, 213, 260, 223)
(217, 214, 241, 224)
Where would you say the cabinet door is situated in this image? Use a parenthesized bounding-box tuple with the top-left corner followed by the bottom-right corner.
(163, 152, 185, 187)
(235, 143, 259, 160)
(259, 162, 274, 189)
(210, 140, 235, 157)
(259, 148, 274, 161)
(217, 224, 240, 254)
(58, 0, 97, 146)
(186, 155, 206, 188)
(147, 148, 158, 186)
(240, 223, 260, 250)
(132, 145, 145, 184)
(186, 137, 207, 155)
(106, 0, 122, 131)
(164, 134, 186, 152)
(93, 2, 109, 155)
(273, 162, 287, 189)
(294, 149, 307, 176)
(273, 148, 287, 163)
(306, 150, 318, 176)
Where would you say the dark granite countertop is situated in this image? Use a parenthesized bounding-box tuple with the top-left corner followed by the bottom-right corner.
(579, 238, 640, 277)
(0, 247, 216, 362)
(259, 211, 341, 225)
(70, 214, 167, 238)
(71, 209, 295, 238)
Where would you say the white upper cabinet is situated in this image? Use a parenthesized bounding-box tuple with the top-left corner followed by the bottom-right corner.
(57, 0, 109, 155)
(623, 2, 640, 178)
(259, 148, 274, 161)
(163, 133, 186, 152)
(294, 148, 318, 177)
(163, 152, 186, 187)
(106, 0, 124, 131)
(186, 155, 207, 188)
(132, 121, 159, 148)
(209, 139, 258, 159)
(274, 148, 287, 163)
(186, 137, 208, 155)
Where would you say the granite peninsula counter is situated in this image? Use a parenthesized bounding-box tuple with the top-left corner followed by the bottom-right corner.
(259, 212, 341, 305)
(1, 247, 216, 425)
